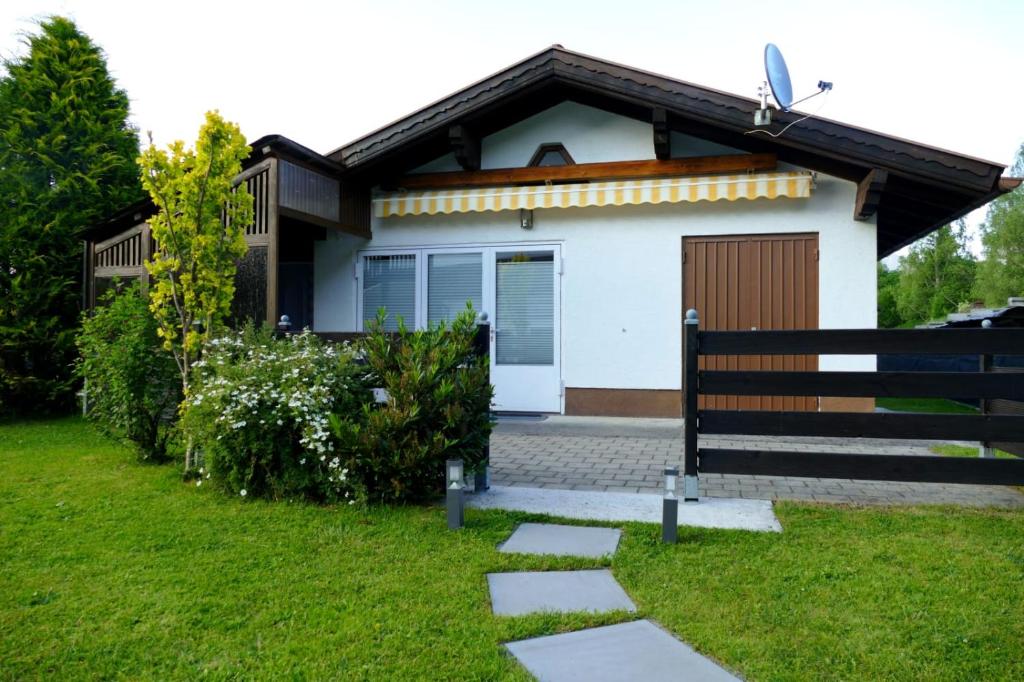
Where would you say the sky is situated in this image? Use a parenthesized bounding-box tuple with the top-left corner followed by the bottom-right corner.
(2, 0, 1022, 263)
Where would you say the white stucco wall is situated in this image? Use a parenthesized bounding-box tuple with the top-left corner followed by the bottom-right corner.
(411, 101, 744, 174)
(314, 102, 877, 398)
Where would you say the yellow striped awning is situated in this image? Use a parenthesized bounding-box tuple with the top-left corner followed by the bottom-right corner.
(374, 171, 813, 218)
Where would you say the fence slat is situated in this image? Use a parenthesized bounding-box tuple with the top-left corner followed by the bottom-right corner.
(700, 410, 1024, 441)
(699, 328, 1024, 356)
(699, 370, 1024, 400)
(699, 448, 1024, 485)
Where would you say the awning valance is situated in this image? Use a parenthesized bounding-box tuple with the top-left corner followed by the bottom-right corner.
(374, 171, 813, 218)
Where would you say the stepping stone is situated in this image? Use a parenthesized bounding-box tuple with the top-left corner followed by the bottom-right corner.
(506, 619, 740, 681)
(499, 523, 621, 558)
(488, 569, 636, 616)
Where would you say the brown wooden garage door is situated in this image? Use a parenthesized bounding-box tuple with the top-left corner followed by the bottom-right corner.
(683, 233, 819, 411)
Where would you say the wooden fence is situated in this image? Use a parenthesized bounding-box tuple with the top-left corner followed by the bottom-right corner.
(681, 310, 1024, 500)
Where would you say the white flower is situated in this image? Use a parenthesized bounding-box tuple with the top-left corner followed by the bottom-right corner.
(240, 489, 247, 497)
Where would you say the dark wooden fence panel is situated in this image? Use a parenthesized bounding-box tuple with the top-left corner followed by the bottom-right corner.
(699, 449, 1024, 486)
(699, 328, 1024, 356)
(682, 316, 1024, 488)
(700, 410, 1024, 442)
(700, 370, 1024, 400)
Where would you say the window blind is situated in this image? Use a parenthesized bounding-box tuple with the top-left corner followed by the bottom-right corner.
(427, 253, 482, 326)
(496, 256, 554, 365)
(362, 254, 416, 331)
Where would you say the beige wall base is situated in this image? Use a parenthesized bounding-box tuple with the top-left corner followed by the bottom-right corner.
(565, 388, 682, 418)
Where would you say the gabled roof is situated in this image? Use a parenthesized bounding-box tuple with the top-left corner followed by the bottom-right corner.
(330, 46, 1017, 257)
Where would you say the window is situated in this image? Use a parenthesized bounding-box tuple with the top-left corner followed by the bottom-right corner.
(360, 250, 482, 331)
(495, 251, 554, 365)
(362, 254, 416, 331)
(528, 143, 575, 167)
(427, 253, 482, 325)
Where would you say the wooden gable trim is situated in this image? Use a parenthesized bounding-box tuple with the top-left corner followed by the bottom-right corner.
(449, 124, 481, 171)
(397, 153, 775, 190)
(854, 168, 888, 221)
(652, 108, 671, 160)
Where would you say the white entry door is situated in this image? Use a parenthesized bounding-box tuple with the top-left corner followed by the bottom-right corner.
(488, 247, 561, 413)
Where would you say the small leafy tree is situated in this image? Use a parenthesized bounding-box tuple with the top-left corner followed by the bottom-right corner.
(139, 112, 252, 469)
(975, 143, 1024, 305)
(76, 282, 180, 461)
(0, 17, 141, 415)
(896, 221, 976, 325)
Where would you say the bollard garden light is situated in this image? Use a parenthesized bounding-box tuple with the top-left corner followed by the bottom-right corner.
(662, 466, 679, 544)
(446, 459, 465, 530)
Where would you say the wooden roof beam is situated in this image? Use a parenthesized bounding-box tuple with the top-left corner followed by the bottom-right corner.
(855, 168, 888, 221)
(396, 153, 776, 190)
(653, 108, 671, 160)
(449, 124, 480, 171)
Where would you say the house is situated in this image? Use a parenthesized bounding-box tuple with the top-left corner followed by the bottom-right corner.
(83, 46, 1020, 417)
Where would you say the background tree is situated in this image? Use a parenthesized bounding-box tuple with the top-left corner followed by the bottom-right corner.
(0, 17, 141, 415)
(895, 220, 976, 325)
(877, 263, 904, 328)
(975, 143, 1024, 305)
(139, 112, 252, 469)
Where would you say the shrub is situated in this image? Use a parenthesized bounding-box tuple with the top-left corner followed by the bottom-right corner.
(75, 283, 180, 461)
(183, 325, 368, 501)
(331, 307, 493, 503)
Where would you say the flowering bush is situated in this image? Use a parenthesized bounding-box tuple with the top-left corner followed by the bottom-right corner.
(331, 307, 493, 503)
(182, 324, 369, 502)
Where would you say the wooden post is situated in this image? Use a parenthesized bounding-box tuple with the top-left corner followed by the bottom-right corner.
(683, 309, 700, 501)
(979, 319, 994, 458)
(266, 157, 280, 327)
(474, 315, 491, 492)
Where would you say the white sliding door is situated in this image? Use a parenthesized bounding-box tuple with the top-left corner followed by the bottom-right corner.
(358, 243, 561, 413)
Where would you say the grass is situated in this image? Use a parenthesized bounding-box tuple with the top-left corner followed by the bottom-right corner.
(876, 397, 979, 414)
(2, 418, 1023, 680)
(930, 443, 1019, 460)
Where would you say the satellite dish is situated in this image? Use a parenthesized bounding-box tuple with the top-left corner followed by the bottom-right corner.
(753, 43, 832, 128)
(764, 43, 793, 111)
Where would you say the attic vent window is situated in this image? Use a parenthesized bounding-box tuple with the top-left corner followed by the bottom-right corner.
(529, 143, 575, 167)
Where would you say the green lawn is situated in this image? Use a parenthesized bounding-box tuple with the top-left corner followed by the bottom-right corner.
(876, 397, 979, 414)
(931, 443, 1019, 460)
(2, 418, 1023, 680)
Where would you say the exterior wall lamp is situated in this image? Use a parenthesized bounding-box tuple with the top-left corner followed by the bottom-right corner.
(447, 458, 465, 529)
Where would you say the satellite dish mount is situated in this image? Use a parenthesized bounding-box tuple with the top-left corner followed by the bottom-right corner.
(755, 43, 832, 127)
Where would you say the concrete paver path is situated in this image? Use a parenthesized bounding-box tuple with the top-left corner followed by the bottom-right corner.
(491, 416, 1024, 507)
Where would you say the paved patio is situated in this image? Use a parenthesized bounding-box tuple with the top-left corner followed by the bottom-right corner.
(490, 416, 1024, 507)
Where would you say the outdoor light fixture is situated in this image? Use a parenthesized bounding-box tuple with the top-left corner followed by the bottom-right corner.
(446, 459, 465, 530)
(662, 466, 679, 543)
(519, 209, 534, 230)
